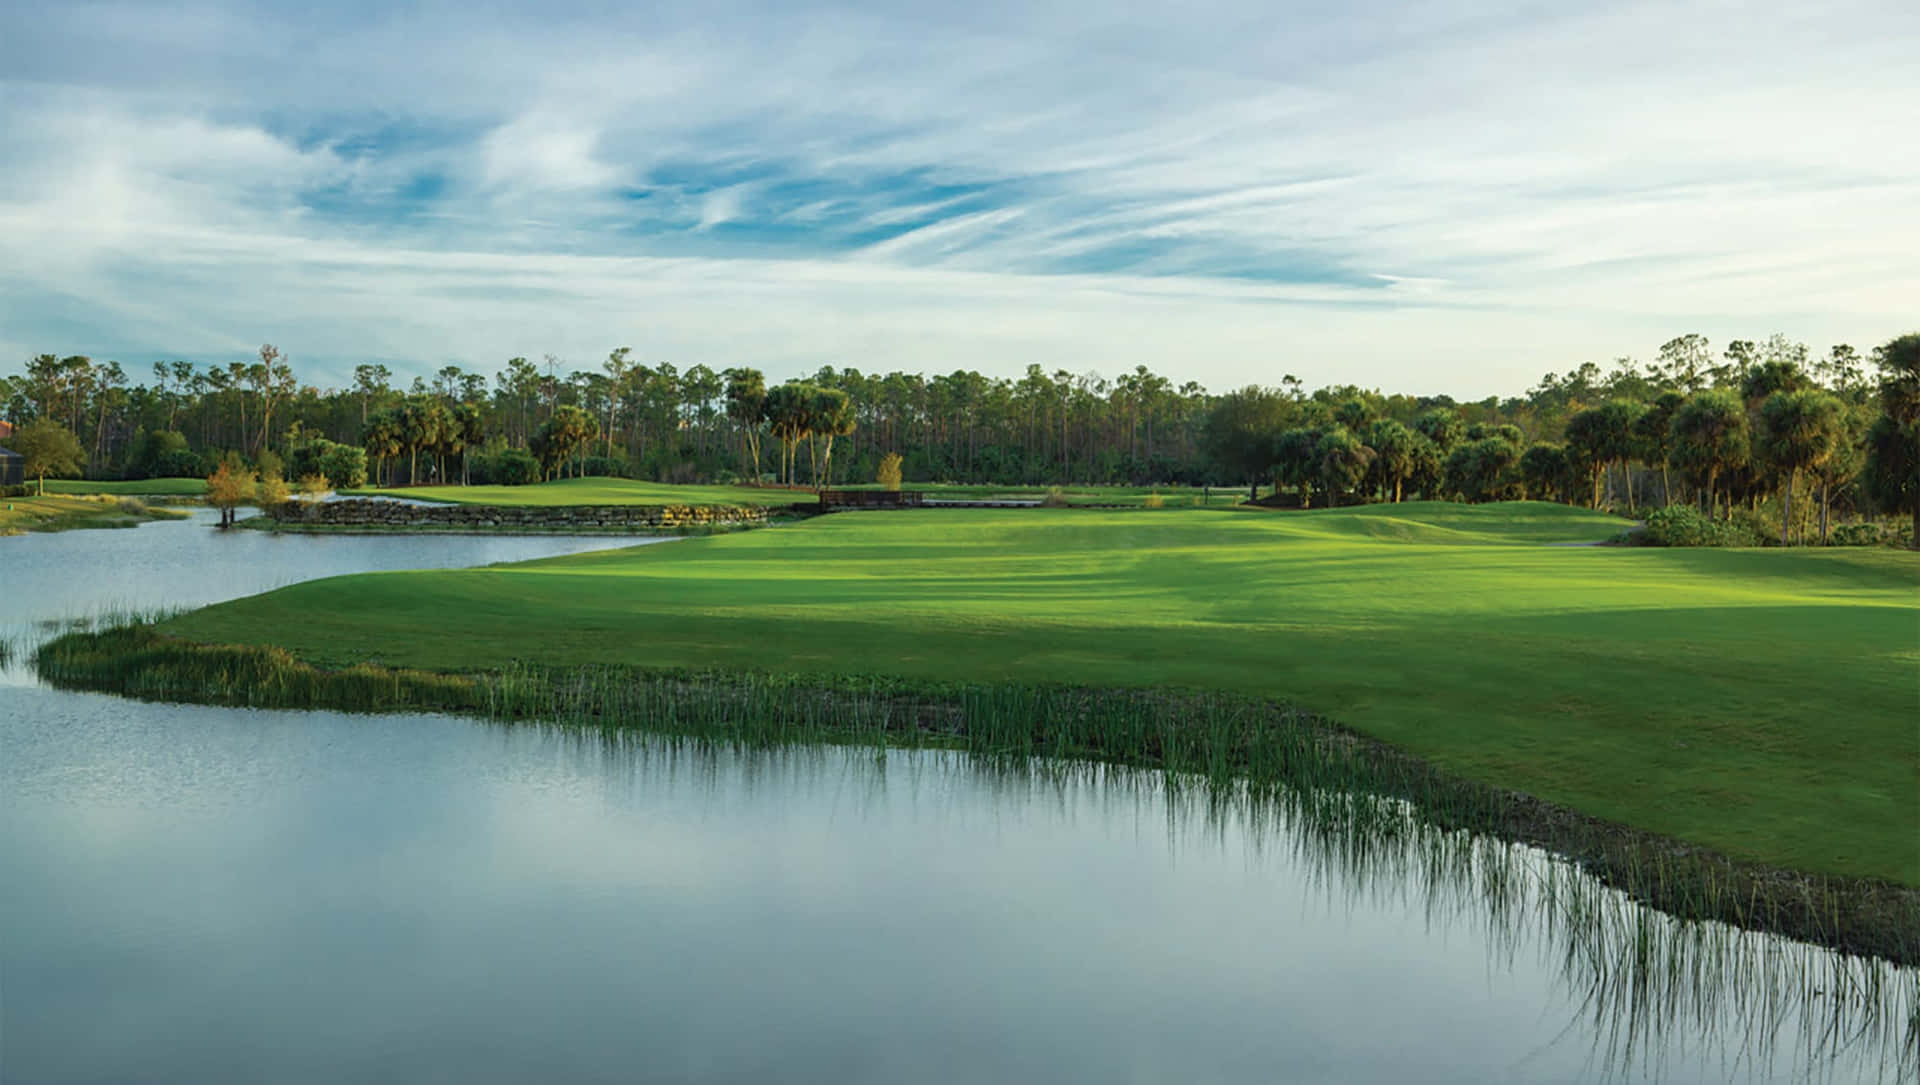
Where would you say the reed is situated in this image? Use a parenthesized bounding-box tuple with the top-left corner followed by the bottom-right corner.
(35, 622, 1920, 969)
(482, 726, 1920, 1082)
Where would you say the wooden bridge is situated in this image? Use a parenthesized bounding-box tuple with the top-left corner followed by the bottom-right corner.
(818, 489, 925, 509)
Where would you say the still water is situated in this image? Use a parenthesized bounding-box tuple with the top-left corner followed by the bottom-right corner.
(2, 514, 1913, 1083)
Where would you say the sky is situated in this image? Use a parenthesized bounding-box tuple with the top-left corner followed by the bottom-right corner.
(0, 0, 1914, 396)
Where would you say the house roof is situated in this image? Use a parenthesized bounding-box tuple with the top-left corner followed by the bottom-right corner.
(0, 446, 21, 459)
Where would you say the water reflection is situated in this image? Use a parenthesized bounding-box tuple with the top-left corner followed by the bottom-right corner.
(3, 513, 1914, 1083)
(490, 725, 1920, 1084)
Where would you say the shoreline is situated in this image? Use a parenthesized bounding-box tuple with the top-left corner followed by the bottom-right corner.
(237, 517, 765, 537)
(34, 622, 1920, 967)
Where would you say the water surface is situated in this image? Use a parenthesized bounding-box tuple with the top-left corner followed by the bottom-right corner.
(2, 514, 1912, 1083)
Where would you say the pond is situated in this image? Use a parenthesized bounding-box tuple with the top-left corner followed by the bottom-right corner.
(2, 513, 1913, 1083)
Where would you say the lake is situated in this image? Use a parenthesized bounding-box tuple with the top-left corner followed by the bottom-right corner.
(2, 513, 1912, 1083)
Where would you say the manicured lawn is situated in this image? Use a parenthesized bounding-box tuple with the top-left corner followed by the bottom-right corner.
(344, 478, 1250, 508)
(161, 500, 1920, 883)
(837, 483, 1248, 507)
(343, 478, 812, 507)
(40, 478, 208, 496)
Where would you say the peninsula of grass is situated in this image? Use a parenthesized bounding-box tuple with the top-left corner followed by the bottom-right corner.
(0, 493, 190, 534)
(39, 500, 1920, 953)
(40, 477, 209, 496)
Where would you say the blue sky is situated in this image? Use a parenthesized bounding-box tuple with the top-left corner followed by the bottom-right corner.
(0, 0, 1914, 394)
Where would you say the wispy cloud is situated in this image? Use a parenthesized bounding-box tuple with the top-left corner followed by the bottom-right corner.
(0, 0, 1913, 394)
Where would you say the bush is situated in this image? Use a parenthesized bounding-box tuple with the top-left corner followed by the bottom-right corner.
(581, 455, 628, 478)
(1640, 504, 1763, 547)
(125, 429, 191, 479)
(876, 452, 904, 491)
(1142, 491, 1165, 509)
(318, 443, 368, 489)
(1041, 486, 1069, 508)
(152, 448, 207, 479)
(256, 449, 285, 482)
(1829, 523, 1885, 547)
(255, 473, 290, 508)
(491, 449, 540, 486)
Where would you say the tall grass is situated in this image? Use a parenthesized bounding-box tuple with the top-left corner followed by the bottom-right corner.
(472, 724, 1920, 1082)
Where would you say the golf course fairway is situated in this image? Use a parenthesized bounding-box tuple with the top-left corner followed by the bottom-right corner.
(156, 500, 1920, 885)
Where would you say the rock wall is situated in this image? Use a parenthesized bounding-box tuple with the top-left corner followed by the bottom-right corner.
(270, 499, 769, 530)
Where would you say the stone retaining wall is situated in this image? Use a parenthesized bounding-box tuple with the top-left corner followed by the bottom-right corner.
(269, 499, 769, 530)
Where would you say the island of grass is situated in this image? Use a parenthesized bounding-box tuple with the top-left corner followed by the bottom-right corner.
(40, 500, 1920, 957)
(0, 492, 191, 534)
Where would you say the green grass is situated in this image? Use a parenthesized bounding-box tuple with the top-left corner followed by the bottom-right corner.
(343, 477, 811, 507)
(344, 477, 1249, 508)
(0, 493, 189, 534)
(40, 477, 209, 496)
(158, 500, 1920, 884)
(836, 483, 1248, 507)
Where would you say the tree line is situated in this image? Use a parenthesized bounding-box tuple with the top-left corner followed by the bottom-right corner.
(2, 331, 1915, 543)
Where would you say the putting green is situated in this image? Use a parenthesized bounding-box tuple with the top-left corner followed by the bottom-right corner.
(162, 500, 1920, 883)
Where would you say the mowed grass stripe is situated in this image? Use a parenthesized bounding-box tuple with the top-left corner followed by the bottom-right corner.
(161, 501, 1920, 883)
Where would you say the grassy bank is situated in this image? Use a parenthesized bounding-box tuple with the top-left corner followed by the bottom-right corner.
(0, 493, 191, 534)
(141, 500, 1919, 889)
(40, 478, 209, 496)
(35, 625, 1920, 963)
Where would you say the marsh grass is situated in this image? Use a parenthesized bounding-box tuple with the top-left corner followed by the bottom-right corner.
(34, 623, 1920, 973)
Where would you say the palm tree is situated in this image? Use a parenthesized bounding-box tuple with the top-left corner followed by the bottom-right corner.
(1671, 390, 1749, 520)
(1364, 418, 1418, 502)
(1316, 428, 1373, 508)
(725, 368, 767, 481)
(763, 383, 814, 487)
(810, 386, 854, 487)
(1863, 333, 1920, 548)
(361, 410, 402, 487)
(1757, 390, 1843, 545)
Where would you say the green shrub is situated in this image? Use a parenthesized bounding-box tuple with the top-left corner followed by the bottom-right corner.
(317, 443, 367, 489)
(580, 455, 628, 478)
(490, 449, 540, 485)
(1829, 523, 1885, 547)
(152, 448, 207, 479)
(1640, 504, 1763, 547)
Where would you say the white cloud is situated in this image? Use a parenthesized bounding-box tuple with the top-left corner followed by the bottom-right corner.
(0, 0, 1914, 393)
